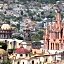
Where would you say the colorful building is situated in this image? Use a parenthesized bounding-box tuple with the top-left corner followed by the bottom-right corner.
(8, 46, 56, 64)
(0, 24, 13, 39)
(44, 10, 64, 51)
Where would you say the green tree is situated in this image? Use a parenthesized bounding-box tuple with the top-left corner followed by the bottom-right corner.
(16, 17, 22, 21)
(1, 58, 11, 64)
(38, 31, 44, 40)
(35, 17, 42, 21)
(46, 15, 54, 18)
(0, 42, 7, 50)
(11, 24, 18, 28)
(41, 11, 44, 15)
(31, 30, 44, 41)
(31, 34, 40, 41)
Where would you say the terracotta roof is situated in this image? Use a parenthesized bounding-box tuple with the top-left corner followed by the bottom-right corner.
(15, 46, 30, 54)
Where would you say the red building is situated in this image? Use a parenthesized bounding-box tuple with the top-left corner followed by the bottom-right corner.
(44, 11, 64, 51)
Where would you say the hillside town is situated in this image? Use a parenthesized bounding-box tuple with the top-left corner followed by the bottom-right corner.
(0, 0, 64, 64)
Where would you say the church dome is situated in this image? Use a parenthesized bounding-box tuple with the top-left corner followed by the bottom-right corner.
(1, 24, 11, 30)
(15, 46, 30, 54)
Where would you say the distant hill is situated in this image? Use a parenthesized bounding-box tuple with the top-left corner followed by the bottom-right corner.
(41, 0, 60, 4)
(0, 0, 60, 4)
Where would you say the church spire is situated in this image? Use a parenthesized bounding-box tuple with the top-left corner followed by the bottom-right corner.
(45, 27, 49, 39)
(56, 10, 62, 39)
(56, 10, 62, 24)
(46, 27, 48, 35)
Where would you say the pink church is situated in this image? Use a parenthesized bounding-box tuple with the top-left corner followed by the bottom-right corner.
(44, 10, 64, 51)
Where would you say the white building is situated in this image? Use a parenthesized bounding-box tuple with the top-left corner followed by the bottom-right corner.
(8, 46, 56, 64)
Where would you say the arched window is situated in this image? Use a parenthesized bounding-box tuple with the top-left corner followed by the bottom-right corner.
(45, 58, 47, 62)
(32, 60, 34, 64)
(23, 62, 24, 64)
(0, 57, 1, 59)
(37, 62, 38, 64)
(34, 51, 36, 54)
(51, 43, 52, 50)
(19, 43, 21, 45)
(20, 54, 23, 56)
(26, 54, 28, 57)
(17, 61, 20, 64)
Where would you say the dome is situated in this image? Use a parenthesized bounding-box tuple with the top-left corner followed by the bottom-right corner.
(1, 24, 11, 30)
(15, 46, 30, 54)
(0, 49, 6, 55)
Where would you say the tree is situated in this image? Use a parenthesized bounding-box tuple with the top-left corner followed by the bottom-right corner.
(1, 58, 11, 64)
(31, 34, 40, 41)
(31, 30, 44, 41)
(16, 17, 22, 21)
(0, 42, 7, 50)
(35, 17, 42, 21)
(46, 15, 54, 18)
(41, 11, 44, 15)
(38, 31, 44, 40)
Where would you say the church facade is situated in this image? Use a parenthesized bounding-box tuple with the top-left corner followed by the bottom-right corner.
(44, 11, 64, 51)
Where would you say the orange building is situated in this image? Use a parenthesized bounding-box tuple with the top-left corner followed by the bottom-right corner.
(44, 10, 64, 51)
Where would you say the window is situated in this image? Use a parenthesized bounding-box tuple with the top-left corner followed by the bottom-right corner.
(51, 43, 54, 50)
(16, 54, 17, 56)
(23, 62, 24, 64)
(19, 43, 21, 45)
(56, 43, 59, 50)
(10, 42, 12, 44)
(32, 60, 34, 64)
(30, 50, 32, 52)
(61, 44, 63, 49)
(45, 58, 47, 62)
(56, 32, 59, 39)
(13, 41, 16, 45)
(20, 54, 23, 56)
(0, 57, 1, 59)
(51, 43, 52, 50)
(53, 43, 54, 50)
(34, 51, 36, 54)
(35, 43, 37, 46)
(17, 61, 20, 64)
(48, 40, 49, 49)
(26, 54, 28, 57)
(57, 44, 59, 50)
(5, 40, 7, 43)
(63, 40, 64, 43)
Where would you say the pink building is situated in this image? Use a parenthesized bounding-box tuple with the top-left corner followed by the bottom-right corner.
(44, 10, 64, 51)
